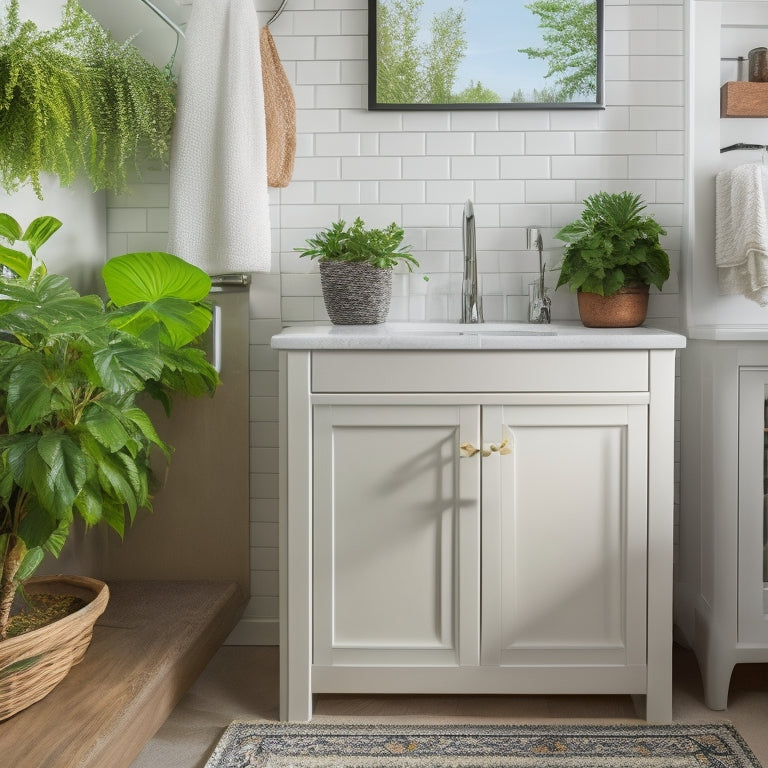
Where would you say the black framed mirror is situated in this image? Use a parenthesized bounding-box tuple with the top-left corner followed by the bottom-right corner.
(368, 0, 604, 110)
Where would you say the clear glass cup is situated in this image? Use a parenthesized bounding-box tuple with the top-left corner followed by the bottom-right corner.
(528, 280, 551, 324)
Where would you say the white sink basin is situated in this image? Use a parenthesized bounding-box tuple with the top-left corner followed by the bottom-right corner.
(389, 322, 557, 336)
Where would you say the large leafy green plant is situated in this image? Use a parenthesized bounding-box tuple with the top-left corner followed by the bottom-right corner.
(0, 215, 217, 638)
(0, 0, 176, 199)
(0, 212, 61, 278)
(295, 217, 421, 272)
(555, 191, 671, 296)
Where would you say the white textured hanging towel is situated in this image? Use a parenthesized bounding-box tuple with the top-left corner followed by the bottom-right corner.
(168, 0, 271, 273)
(715, 162, 768, 306)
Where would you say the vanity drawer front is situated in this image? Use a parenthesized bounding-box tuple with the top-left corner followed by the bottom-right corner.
(311, 350, 648, 393)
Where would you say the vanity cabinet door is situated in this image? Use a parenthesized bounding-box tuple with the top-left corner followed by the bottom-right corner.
(480, 404, 648, 673)
(737, 368, 768, 645)
(313, 404, 481, 668)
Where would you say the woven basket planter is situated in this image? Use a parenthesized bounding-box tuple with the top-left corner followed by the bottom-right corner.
(319, 260, 392, 325)
(0, 575, 109, 720)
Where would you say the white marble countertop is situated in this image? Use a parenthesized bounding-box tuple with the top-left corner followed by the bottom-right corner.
(271, 321, 687, 350)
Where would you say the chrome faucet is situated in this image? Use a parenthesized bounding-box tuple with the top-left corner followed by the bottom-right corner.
(461, 199, 483, 323)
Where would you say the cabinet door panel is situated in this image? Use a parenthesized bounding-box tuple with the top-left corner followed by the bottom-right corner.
(313, 405, 480, 667)
(481, 404, 648, 668)
(738, 368, 768, 644)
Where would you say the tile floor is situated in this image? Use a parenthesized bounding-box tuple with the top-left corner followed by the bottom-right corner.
(129, 644, 768, 768)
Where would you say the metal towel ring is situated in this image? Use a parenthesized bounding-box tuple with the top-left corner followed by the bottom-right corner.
(138, 0, 186, 39)
(139, 0, 289, 36)
(267, 0, 289, 26)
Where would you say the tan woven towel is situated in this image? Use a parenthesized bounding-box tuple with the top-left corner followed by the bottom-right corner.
(260, 25, 296, 188)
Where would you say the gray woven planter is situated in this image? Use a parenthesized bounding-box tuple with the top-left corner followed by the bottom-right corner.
(319, 260, 392, 325)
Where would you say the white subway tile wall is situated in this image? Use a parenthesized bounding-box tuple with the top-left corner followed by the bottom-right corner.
(106, 0, 684, 643)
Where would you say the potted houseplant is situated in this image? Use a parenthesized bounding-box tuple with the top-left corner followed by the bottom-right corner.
(295, 217, 420, 324)
(0, 0, 176, 199)
(554, 191, 671, 327)
(0, 213, 218, 719)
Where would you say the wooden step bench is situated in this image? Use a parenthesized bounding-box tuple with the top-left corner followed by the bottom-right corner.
(0, 580, 245, 768)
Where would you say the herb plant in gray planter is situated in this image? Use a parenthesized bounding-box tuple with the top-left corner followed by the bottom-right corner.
(295, 217, 420, 324)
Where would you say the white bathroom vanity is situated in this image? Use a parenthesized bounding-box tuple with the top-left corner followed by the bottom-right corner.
(272, 322, 686, 722)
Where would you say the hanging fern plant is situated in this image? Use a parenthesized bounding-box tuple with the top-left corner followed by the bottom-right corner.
(81, 14, 177, 193)
(0, 0, 176, 199)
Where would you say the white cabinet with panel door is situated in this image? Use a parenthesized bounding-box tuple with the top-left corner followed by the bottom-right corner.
(274, 326, 684, 724)
(678, 342, 768, 710)
(312, 403, 480, 671)
(481, 404, 648, 687)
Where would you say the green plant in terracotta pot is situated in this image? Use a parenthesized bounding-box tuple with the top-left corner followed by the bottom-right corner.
(0, 213, 217, 718)
(554, 191, 671, 327)
(295, 217, 421, 324)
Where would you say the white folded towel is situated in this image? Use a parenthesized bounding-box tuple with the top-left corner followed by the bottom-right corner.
(715, 162, 768, 306)
(168, 0, 272, 274)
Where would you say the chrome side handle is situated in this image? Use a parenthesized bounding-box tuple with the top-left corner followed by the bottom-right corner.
(210, 303, 222, 373)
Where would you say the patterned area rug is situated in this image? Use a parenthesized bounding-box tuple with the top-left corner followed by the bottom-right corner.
(204, 722, 761, 767)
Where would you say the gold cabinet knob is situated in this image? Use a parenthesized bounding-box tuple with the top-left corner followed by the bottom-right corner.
(460, 442, 480, 458)
(483, 437, 511, 456)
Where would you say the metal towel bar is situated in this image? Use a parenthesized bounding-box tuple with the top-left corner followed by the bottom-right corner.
(210, 273, 251, 288)
(141, 0, 289, 30)
(721, 143, 768, 153)
(138, 0, 186, 39)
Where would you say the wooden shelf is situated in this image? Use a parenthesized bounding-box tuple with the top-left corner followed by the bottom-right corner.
(721, 81, 768, 117)
(0, 580, 244, 768)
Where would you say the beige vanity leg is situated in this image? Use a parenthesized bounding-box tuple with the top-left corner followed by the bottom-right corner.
(279, 351, 313, 721)
(643, 350, 676, 722)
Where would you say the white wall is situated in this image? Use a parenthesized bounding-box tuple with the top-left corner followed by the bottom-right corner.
(273, 1, 683, 330)
(2, 178, 106, 295)
(103, 0, 685, 644)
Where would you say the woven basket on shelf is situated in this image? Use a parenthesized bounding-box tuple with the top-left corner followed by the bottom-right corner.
(319, 260, 392, 325)
(0, 575, 109, 721)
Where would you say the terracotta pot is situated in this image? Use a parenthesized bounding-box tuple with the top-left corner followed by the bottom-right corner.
(0, 575, 109, 720)
(577, 283, 650, 328)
